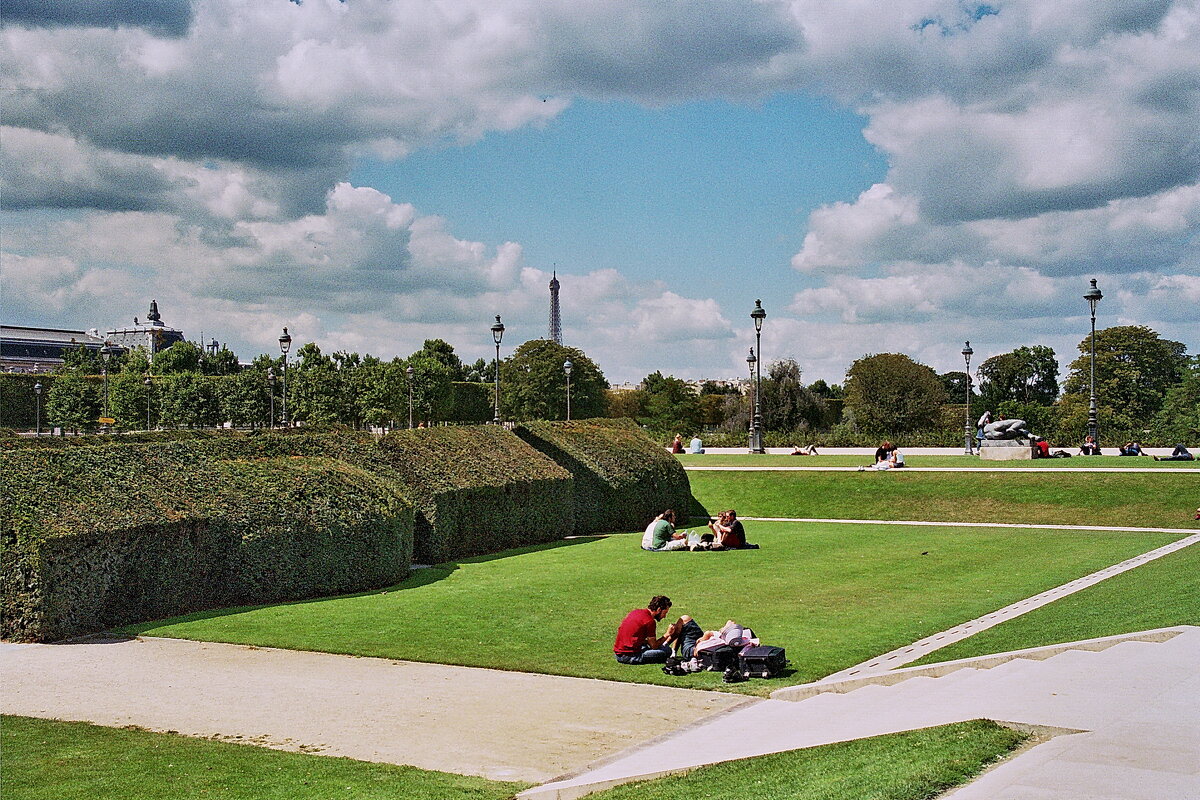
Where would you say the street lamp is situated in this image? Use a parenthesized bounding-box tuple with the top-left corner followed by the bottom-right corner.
(746, 347, 758, 451)
(100, 342, 118, 429)
(563, 359, 573, 421)
(749, 299, 766, 454)
(267, 367, 276, 429)
(144, 374, 153, 430)
(406, 365, 415, 429)
(278, 327, 292, 427)
(33, 381, 43, 436)
(961, 341, 974, 455)
(491, 315, 505, 424)
(1084, 279, 1103, 448)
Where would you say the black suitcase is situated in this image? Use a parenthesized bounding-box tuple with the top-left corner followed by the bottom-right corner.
(738, 645, 786, 678)
(694, 645, 738, 671)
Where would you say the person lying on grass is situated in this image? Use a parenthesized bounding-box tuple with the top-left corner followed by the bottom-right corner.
(614, 595, 701, 664)
(641, 509, 689, 551)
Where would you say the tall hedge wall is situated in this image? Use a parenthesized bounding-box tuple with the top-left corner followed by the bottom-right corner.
(514, 417, 696, 534)
(1, 448, 413, 642)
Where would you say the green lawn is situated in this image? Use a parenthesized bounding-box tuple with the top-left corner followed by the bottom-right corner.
(909, 541, 1200, 666)
(678, 453, 1199, 468)
(686, 470, 1200, 530)
(0, 715, 527, 800)
(585, 719, 1026, 800)
(2, 715, 1021, 800)
(125, 523, 1178, 694)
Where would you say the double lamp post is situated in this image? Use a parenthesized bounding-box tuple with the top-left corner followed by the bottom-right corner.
(747, 299, 766, 454)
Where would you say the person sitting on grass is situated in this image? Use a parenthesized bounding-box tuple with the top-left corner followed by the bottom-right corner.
(614, 595, 697, 664)
(689, 436, 705, 454)
(873, 441, 893, 464)
(1154, 444, 1195, 462)
(1034, 437, 1051, 458)
(641, 509, 689, 551)
(709, 509, 758, 549)
(1079, 435, 1100, 456)
(1118, 441, 1144, 456)
(790, 444, 819, 455)
(671, 434, 684, 454)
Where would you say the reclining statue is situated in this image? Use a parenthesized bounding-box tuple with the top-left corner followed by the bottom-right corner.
(983, 418, 1031, 440)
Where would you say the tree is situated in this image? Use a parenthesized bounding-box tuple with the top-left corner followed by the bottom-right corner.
(153, 340, 205, 374)
(218, 371, 271, 428)
(404, 354, 454, 423)
(640, 371, 699, 432)
(158, 373, 220, 428)
(58, 342, 104, 375)
(938, 371, 973, 404)
(289, 343, 343, 426)
(843, 353, 947, 434)
(1061, 326, 1187, 431)
(415, 339, 467, 381)
(200, 345, 241, 376)
(606, 388, 647, 419)
(976, 346, 1059, 408)
(1152, 357, 1200, 443)
(46, 373, 99, 432)
(759, 358, 826, 433)
(808, 379, 843, 399)
(500, 339, 607, 421)
(108, 371, 152, 429)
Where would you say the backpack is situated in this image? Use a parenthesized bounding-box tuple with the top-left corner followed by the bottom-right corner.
(661, 656, 688, 677)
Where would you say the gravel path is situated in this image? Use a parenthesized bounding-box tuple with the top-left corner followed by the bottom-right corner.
(0, 636, 745, 783)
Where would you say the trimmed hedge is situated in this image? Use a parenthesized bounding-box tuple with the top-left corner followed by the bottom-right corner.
(514, 418, 696, 534)
(2, 449, 412, 642)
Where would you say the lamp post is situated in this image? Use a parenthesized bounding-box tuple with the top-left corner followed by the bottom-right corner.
(749, 299, 766, 453)
(563, 359, 573, 421)
(144, 374, 153, 430)
(406, 365, 415, 429)
(1084, 279, 1103, 448)
(278, 327, 292, 427)
(267, 367, 276, 429)
(100, 342, 118, 428)
(746, 347, 758, 452)
(491, 315, 505, 424)
(34, 381, 43, 436)
(962, 341, 974, 455)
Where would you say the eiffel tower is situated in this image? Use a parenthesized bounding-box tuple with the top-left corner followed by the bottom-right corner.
(548, 270, 562, 344)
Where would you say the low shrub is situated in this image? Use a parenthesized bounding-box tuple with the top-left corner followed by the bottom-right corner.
(515, 418, 696, 534)
(1, 450, 412, 642)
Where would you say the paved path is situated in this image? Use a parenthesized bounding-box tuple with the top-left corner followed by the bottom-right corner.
(745, 516, 1200, 535)
(0, 637, 744, 783)
(686, 465, 1199, 472)
(524, 627, 1200, 799)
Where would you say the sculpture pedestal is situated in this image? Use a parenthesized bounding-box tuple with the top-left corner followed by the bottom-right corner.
(980, 439, 1035, 460)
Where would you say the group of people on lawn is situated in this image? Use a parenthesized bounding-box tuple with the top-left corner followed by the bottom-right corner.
(614, 595, 755, 666)
(641, 508, 753, 551)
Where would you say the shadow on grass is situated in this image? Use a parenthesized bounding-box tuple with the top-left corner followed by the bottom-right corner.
(116, 535, 609, 636)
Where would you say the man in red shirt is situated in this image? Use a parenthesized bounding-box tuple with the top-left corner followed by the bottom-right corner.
(614, 595, 680, 665)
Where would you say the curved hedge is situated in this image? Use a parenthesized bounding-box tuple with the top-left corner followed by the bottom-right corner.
(1, 450, 412, 642)
(514, 418, 696, 534)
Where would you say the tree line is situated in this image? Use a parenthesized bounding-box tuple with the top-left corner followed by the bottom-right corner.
(4, 324, 1195, 446)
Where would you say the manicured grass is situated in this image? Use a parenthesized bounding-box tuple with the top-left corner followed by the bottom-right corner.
(678, 453, 1199, 468)
(124, 523, 1178, 694)
(686, 470, 1200, 530)
(584, 719, 1026, 800)
(910, 541, 1200, 666)
(0, 715, 527, 800)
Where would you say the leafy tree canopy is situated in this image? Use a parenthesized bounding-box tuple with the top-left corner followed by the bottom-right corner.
(639, 371, 700, 433)
(501, 339, 607, 421)
(844, 353, 947, 434)
(1062, 326, 1187, 428)
(976, 345, 1059, 408)
(760, 358, 826, 433)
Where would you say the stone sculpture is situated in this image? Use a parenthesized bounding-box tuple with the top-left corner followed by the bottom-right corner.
(983, 419, 1031, 440)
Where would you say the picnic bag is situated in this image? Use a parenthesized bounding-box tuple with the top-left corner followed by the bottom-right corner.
(694, 644, 738, 671)
(738, 645, 787, 679)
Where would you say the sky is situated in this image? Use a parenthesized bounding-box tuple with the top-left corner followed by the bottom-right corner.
(2, 0, 1198, 385)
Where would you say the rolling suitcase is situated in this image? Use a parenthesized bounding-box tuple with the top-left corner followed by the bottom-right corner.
(738, 645, 786, 678)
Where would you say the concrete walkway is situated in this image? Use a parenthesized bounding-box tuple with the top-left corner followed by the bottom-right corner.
(524, 627, 1200, 799)
(686, 465, 1199, 472)
(0, 636, 744, 783)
